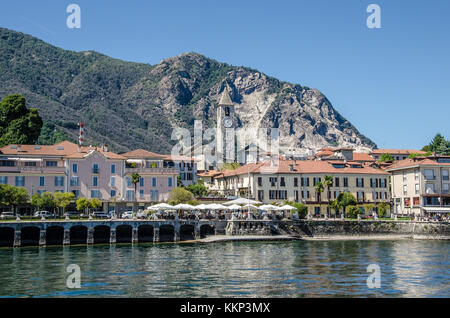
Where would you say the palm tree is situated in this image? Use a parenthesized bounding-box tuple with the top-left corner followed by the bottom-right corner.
(131, 173, 141, 218)
(314, 181, 325, 218)
(323, 175, 333, 218)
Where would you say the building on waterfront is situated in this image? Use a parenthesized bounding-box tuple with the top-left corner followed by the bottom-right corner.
(0, 142, 179, 214)
(210, 153, 391, 217)
(386, 155, 450, 217)
(370, 149, 428, 161)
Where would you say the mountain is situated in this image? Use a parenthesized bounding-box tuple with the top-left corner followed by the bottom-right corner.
(0, 27, 376, 155)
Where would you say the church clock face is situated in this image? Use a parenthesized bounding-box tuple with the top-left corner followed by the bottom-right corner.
(223, 117, 233, 128)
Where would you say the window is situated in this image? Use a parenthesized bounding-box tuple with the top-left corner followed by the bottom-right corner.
(91, 190, 101, 199)
(168, 177, 172, 187)
(413, 197, 420, 206)
(54, 176, 64, 187)
(139, 177, 144, 187)
(150, 190, 159, 202)
(443, 170, 449, 181)
(110, 190, 116, 198)
(380, 178, 387, 188)
(258, 177, 262, 187)
(127, 177, 132, 187)
(313, 177, 321, 186)
(72, 190, 79, 199)
(356, 178, 364, 188)
(343, 178, 348, 187)
(110, 177, 115, 187)
(139, 189, 144, 198)
(126, 190, 134, 201)
(0, 161, 15, 167)
(403, 185, 408, 195)
(24, 162, 36, 167)
(70, 177, 79, 187)
(15, 176, 25, 187)
(258, 190, 264, 201)
(414, 169, 419, 181)
(425, 183, 435, 194)
(40, 176, 45, 187)
(152, 178, 157, 187)
(269, 177, 277, 187)
(402, 172, 407, 182)
(335, 178, 340, 187)
(294, 178, 298, 187)
(72, 163, 78, 173)
(0, 176, 8, 184)
(404, 197, 411, 207)
(111, 164, 116, 174)
(357, 191, 365, 202)
(415, 184, 419, 195)
(92, 176, 98, 187)
(92, 163, 99, 174)
(424, 169, 435, 180)
(443, 183, 450, 194)
(280, 177, 285, 187)
(46, 161, 57, 167)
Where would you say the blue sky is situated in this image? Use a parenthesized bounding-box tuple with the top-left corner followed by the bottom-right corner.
(0, 0, 449, 150)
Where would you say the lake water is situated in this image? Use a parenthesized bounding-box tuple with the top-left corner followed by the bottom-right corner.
(0, 240, 448, 297)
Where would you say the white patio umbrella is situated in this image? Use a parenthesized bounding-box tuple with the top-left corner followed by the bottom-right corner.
(205, 203, 228, 210)
(278, 205, 297, 211)
(147, 203, 174, 210)
(173, 203, 195, 210)
(194, 204, 208, 210)
(223, 197, 261, 206)
(259, 204, 279, 211)
(227, 204, 243, 210)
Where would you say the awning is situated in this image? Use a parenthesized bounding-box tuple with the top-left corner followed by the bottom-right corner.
(126, 159, 144, 163)
(18, 158, 43, 162)
(422, 207, 450, 214)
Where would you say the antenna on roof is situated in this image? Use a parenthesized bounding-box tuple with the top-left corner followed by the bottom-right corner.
(78, 122, 84, 153)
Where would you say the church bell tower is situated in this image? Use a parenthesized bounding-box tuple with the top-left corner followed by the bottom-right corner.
(216, 86, 236, 166)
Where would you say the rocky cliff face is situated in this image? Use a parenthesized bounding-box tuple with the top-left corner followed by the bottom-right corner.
(0, 28, 376, 154)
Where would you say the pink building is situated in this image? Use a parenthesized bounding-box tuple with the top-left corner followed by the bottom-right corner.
(0, 141, 178, 214)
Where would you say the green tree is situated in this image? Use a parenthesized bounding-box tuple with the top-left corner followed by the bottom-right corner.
(0, 94, 43, 147)
(40, 192, 55, 212)
(186, 180, 208, 197)
(131, 173, 141, 216)
(363, 203, 375, 216)
(76, 198, 90, 216)
(54, 192, 75, 217)
(0, 184, 28, 215)
(323, 175, 333, 218)
(30, 193, 44, 212)
(314, 181, 325, 217)
(409, 152, 432, 159)
(329, 200, 341, 217)
(436, 139, 450, 155)
(90, 198, 102, 214)
(379, 153, 394, 162)
(286, 202, 308, 219)
(336, 192, 357, 218)
(377, 202, 390, 218)
(220, 162, 241, 170)
(347, 206, 361, 219)
(168, 187, 194, 205)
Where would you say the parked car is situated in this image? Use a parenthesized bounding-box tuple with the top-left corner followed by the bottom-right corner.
(136, 211, 146, 219)
(92, 211, 111, 219)
(0, 212, 15, 220)
(64, 211, 83, 218)
(121, 211, 134, 219)
(34, 211, 55, 218)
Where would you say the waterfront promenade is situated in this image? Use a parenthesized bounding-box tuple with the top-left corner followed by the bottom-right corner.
(0, 218, 448, 248)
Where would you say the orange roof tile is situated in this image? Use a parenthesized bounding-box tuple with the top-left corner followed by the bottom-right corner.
(371, 149, 427, 155)
(122, 149, 166, 159)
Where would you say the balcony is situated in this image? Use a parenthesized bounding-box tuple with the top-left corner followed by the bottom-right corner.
(125, 167, 177, 174)
(19, 166, 66, 173)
